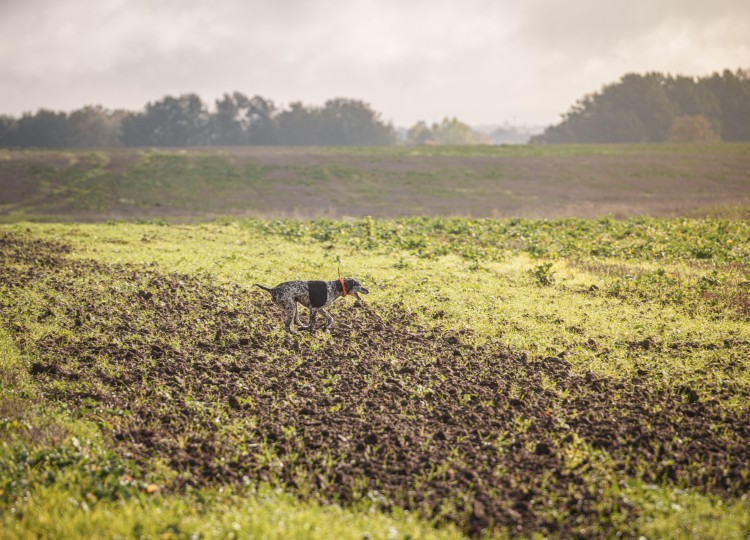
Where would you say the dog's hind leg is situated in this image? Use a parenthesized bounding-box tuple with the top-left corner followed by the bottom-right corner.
(278, 299, 299, 334)
(293, 305, 308, 329)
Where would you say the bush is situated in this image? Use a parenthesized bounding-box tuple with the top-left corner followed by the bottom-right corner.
(668, 115, 721, 143)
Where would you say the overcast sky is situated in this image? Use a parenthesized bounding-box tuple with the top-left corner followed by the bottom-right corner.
(1, 0, 749, 127)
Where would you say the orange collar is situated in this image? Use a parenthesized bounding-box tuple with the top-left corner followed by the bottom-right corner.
(338, 277, 347, 296)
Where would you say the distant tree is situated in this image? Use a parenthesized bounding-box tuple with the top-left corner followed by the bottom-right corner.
(245, 95, 277, 145)
(208, 93, 277, 145)
(533, 69, 750, 144)
(428, 117, 487, 145)
(276, 98, 394, 146)
(406, 121, 434, 144)
(704, 69, 750, 141)
(0, 115, 17, 146)
(319, 98, 396, 146)
(121, 94, 209, 147)
(210, 92, 250, 145)
(541, 73, 677, 143)
(276, 102, 321, 145)
(668, 115, 721, 142)
(68, 105, 122, 147)
(14, 109, 76, 148)
(406, 117, 488, 145)
(120, 111, 153, 147)
(664, 76, 722, 133)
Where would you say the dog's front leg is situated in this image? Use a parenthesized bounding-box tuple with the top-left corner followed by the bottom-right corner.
(280, 299, 298, 334)
(308, 308, 317, 333)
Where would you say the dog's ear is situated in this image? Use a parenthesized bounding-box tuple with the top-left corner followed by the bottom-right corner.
(344, 278, 356, 290)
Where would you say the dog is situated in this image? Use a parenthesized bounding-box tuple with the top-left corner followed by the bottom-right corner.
(255, 277, 369, 333)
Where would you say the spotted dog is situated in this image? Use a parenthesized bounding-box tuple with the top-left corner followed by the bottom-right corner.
(255, 277, 369, 333)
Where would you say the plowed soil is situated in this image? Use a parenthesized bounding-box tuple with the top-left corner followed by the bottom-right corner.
(2, 233, 749, 536)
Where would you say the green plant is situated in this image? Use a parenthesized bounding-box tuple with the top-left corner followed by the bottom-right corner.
(531, 262, 556, 286)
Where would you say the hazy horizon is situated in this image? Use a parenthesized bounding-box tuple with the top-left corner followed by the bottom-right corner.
(1, 0, 749, 127)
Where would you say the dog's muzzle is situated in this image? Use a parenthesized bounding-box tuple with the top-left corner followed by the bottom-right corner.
(352, 286, 369, 299)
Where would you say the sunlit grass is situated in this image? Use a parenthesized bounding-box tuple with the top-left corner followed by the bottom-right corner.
(2, 217, 749, 538)
(19, 220, 748, 392)
(2, 484, 467, 540)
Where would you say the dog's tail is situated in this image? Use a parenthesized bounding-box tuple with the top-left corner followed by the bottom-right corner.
(255, 283, 274, 293)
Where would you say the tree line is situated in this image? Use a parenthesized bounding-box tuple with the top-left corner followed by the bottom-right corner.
(2, 69, 748, 148)
(532, 69, 750, 143)
(0, 91, 497, 148)
(0, 94, 398, 148)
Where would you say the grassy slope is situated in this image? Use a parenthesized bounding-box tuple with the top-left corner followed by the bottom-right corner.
(1, 217, 749, 538)
(1, 144, 750, 220)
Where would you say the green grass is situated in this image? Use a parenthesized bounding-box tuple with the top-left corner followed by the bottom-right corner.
(2, 145, 750, 220)
(0, 433, 463, 540)
(324, 142, 750, 157)
(1, 216, 749, 538)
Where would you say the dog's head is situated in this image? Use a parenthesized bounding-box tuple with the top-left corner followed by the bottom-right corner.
(343, 278, 369, 299)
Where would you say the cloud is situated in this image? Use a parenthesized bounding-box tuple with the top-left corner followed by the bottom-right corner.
(1, 0, 748, 125)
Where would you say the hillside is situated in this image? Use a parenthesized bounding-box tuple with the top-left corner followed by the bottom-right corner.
(2, 144, 750, 222)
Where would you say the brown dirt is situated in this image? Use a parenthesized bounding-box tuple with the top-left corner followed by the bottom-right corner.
(2, 233, 749, 536)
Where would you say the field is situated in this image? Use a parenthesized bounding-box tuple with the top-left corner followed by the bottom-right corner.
(1, 145, 750, 538)
(2, 144, 750, 220)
